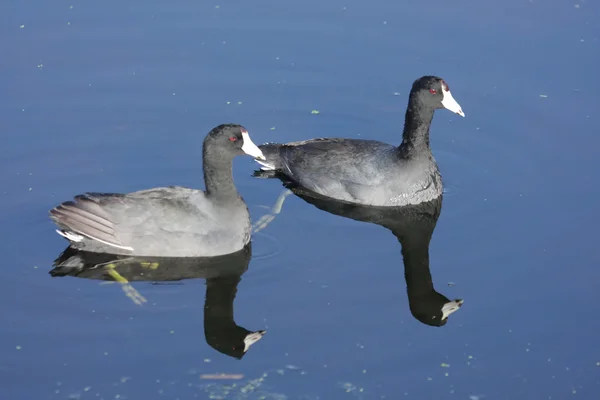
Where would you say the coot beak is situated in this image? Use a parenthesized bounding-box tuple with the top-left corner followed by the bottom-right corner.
(441, 89, 465, 117)
(241, 130, 266, 160)
(441, 299, 464, 320)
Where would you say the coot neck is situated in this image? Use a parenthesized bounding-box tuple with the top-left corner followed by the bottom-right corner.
(397, 231, 435, 297)
(203, 146, 240, 201)
(398, 97, 435, 157)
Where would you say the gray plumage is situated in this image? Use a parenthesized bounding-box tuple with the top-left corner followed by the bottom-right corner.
(49, 124, 265, 257)
(254, 76, 465, 207)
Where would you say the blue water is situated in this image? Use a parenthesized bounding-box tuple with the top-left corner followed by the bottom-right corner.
(2, 0, 599, 398)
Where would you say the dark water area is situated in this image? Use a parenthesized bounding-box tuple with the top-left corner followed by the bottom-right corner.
(2, 0, 599, 399)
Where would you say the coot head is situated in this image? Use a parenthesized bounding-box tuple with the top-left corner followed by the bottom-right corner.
(410, 76, 465, 117)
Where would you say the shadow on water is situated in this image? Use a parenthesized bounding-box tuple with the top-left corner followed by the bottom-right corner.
(49, 244, 266, 360)
(254, 170, 464, 327)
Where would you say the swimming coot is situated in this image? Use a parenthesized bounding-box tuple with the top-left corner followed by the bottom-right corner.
(50, 124, 265, 257)
(254, 76, 465, 207)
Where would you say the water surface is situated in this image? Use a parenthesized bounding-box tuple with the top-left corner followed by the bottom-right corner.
(2, 0, 599, 399)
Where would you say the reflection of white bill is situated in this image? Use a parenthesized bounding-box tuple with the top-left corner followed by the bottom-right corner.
(244, 330, 267, 352)
(441, 299, 464, 320)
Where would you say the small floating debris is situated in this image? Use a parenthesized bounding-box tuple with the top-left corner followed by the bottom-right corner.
(441, 363, 450, 368)
(200, 373, 244, 380)
(340, 382, 356, 393)
(539, 94, 548, 98)
(310, 109, 320, 114)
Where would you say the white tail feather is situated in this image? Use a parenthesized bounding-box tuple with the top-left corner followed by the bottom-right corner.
(56, 229, 84, 242)
(255, 159, 275, 171)
(55, 229, 134, 252)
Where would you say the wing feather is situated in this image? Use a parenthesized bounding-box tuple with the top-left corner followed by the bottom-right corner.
(49, 194, 133, 251)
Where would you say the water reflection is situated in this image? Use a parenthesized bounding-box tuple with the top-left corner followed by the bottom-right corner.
(49, 244, 266, 359)
(256, 173, 463, 326)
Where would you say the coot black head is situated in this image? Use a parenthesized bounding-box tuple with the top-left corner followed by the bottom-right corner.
(204, 123, 266, 160)
(409, 76, 465, 117)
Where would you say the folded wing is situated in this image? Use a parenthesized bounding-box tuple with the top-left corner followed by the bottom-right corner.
(49, 193, 134, 251)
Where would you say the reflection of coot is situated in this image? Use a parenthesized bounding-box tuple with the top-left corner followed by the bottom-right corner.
(204, 275, 266, 359)
(254, 174, 463, 327)
(50, 244, 266, 359)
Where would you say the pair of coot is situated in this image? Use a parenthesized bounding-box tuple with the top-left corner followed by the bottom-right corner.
(49, 76, 465, 257)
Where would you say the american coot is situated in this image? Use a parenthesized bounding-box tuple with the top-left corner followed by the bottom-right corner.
(254, 76, 465, 207)
(49, 124, 265, 257)
(51, 245, 266, 359)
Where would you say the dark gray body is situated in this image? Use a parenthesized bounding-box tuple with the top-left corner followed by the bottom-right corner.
(49, 124, 257, 257)
(50, 188, 252, 257)
(254, 76, 466, 207)
(258, 138, 443, 207)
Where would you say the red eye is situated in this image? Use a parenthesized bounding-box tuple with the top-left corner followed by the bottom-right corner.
(429, 88, 437, 94)
(229, 136, 237, 142)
